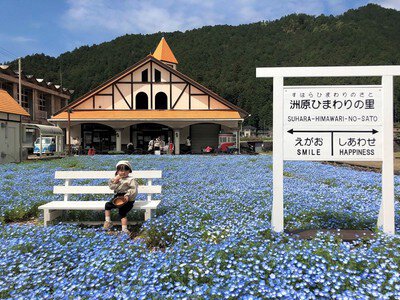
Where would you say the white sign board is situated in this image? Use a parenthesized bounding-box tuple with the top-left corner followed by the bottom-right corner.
(283, 86, 382, 161)
(256, 65, 400, 235)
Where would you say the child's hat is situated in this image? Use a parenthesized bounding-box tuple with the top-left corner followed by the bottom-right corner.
(116, 160, 133, 172)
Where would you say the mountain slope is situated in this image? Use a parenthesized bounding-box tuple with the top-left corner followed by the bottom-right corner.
(9, 4, 400, 127)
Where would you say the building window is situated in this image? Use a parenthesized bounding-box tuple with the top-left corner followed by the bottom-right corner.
(18, 87, 31, 109)
(141, 69, 148, 82)
(155, 69, 161, 82)
(155, 92, 167, 109)
(38, 92, 47, 111)
(0, 80, 13, 96)
(21, 93, 28, 109)
(136, 92, 148, 110)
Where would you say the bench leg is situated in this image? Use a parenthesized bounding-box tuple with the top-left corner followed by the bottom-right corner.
(43, 209, 62, 227)
(145, 209, 151, 221)
(144, 209, 156, 221)
(43, 209, 50, 227)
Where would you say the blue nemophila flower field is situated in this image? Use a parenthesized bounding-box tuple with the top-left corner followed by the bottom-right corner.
(0, 155, 399, 299)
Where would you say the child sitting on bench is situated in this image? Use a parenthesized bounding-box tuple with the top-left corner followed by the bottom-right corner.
(103, 160, 138, 234)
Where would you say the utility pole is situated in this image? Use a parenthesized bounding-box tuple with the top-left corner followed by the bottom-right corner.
(18, 57, 23, 162)
(18, 58, 22, 105)
(238, 121, 242, 154)
(59, 65, 63, 90)
(67, 109, 72, 156)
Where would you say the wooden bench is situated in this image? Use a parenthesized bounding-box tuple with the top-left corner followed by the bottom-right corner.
(38, 170, 162, 226)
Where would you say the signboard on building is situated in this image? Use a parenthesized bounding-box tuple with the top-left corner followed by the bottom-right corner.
(283, 86, 382, 161)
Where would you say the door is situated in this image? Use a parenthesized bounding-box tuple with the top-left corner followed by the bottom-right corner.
(191, 124, 220, 153)
(0, 122, 20, 163)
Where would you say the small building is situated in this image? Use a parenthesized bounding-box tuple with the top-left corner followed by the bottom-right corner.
(0, 89, 30, 163)
(0, 65, 72, 152)
(50, 38, 249, 154)
(242, 125, 257, 137)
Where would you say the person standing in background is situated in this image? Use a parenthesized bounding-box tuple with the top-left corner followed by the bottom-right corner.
(168, 137, 174, 154)
(186, 136, 191, 153)
(148, 138, 154, 154)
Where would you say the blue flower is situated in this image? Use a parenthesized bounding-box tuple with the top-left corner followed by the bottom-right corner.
(0, 155, 400, 298)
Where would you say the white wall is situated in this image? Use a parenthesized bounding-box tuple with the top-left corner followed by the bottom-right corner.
(70, 125, 81, 143)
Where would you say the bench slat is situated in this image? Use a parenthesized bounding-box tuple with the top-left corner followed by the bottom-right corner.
(55, 170, 162, 179)
(39, 200, 161, 210)
(53, 185, 161, 195)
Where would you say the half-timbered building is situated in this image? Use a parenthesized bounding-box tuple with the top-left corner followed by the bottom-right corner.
(50, 37, 248, 154)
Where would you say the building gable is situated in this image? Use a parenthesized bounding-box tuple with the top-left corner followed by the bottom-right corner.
(53, 56, 247, 118)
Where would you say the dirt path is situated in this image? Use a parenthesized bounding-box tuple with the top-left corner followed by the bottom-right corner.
(287, 229, 375, 241)
(333, 154, 400, 174)
(263, 152, 400, 174)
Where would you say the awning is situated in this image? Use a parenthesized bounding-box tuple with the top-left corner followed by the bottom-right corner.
(49, 110, 243, 121)
(23, 123, 64, 136)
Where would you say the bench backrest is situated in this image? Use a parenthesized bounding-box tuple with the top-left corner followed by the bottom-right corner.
(55, 170, 161, 179)
(54, 170, 162, 201)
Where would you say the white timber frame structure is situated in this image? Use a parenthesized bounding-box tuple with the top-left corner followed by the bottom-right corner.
(256, 65, 400, 235)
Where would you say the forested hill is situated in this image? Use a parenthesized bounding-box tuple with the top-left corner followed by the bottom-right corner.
(8, 4, 400, 128)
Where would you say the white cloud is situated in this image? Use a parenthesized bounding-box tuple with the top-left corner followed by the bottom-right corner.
(62, 0, 221, 34)
(375, 0, 400, 10)
(324, 0, 354, 15)
(11, 36, 36, 43)
(61, 0, 397, 36)
(0, 32, 36, 44)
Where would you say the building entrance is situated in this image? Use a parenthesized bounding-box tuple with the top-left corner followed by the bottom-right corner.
(82, 123, 115, 154)
(131, 123, 173, 151)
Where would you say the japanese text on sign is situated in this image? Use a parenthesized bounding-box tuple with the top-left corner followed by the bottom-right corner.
(283, 86, 382, 161)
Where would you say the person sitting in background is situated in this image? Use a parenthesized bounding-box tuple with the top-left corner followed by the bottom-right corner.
(88, 144, 96, 156)
(179, 137, 190, 154)
(126, 142, 134, 154)
(186, 136, 191, 147)
(204, 146, 213, 153)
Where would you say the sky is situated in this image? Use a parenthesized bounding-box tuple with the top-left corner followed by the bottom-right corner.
(0, 0, 399, 63)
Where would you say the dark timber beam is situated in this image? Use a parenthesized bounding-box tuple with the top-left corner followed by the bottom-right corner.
(172, 84, 188, 109)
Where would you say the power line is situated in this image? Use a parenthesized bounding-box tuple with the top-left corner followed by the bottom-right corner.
(0, 51, 13, 62)
(0, 46, 15, 57)
(0, 46, 18, 63)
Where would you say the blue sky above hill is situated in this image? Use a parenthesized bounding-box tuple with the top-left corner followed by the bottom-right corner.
(0, 0, 399, 62)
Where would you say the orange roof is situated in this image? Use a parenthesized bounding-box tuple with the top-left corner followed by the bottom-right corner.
(152, 37, 178, 64)
(0, 89, 30, 116)
(51, 110, 241, 121)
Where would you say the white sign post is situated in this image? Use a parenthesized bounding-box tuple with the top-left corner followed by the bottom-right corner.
(256, 66, 400, 234)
